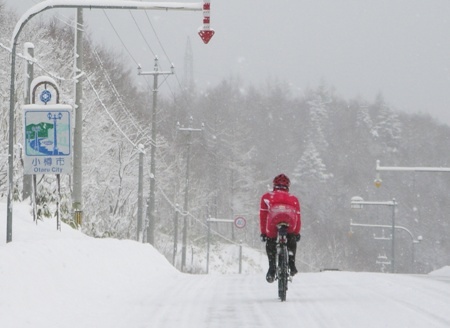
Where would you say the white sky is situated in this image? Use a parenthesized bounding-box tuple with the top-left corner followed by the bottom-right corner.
(4, 0, 450, 125)
(2, 200, 450, 327)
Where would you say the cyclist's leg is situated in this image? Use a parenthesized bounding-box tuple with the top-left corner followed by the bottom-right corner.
(265, 238, 277, 282)
(287, 234, 298, 276)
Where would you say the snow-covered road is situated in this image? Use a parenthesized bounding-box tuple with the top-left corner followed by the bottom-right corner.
(2, 201, 450, 328)
(140, 270, 450, 328)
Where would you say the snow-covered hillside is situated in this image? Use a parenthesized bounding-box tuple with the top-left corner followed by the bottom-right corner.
(1, 201, 450, 328)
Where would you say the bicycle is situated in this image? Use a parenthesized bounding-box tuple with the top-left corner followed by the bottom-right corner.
(276, 223, 291, 301)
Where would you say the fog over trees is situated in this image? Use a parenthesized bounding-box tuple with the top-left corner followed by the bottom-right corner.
(1, 4, 449, 274)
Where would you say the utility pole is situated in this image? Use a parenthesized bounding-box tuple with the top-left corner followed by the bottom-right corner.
(137, 144, 145, 242)
(138, 57, 174, 245)
(72, 8, 84, 227)
(173, 203, 180, 265)
(177, 117, 203, 272)
(22, 42, 34, 200)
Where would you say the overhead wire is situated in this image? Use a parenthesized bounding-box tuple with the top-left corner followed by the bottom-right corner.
(128, 11, 156, 58)
(141, 11, 183, 94)
(91, 48, 158, 147)
(128, 11, 177, 94)
(85, 72, 141, 151)
(101, 7, 187, 98)
(101, 10, 156, 92)
(141, 10, 200, 109)
(143, 12, 172, 66)
(102, 10, 139, 67)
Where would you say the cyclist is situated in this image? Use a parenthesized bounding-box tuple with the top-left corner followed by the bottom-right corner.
(260, 174, 301, 283)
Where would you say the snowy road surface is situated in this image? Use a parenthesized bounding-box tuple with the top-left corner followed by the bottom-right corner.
(139, 271, 450, 328)
(1, 201, 450, 328)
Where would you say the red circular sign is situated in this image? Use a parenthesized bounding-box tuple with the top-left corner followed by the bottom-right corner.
(234, 217, 246, 229)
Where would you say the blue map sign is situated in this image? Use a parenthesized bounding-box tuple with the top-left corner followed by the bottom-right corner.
(23, 104, 72, 175)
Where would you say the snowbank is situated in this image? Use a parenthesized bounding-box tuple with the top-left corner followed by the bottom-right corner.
(429, 266, 450, 277)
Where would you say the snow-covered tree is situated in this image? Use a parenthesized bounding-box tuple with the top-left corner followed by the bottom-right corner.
(371, 94, 402, 152)
(292, 141, 333, 184)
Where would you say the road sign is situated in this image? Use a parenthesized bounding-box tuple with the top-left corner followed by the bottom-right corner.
(234, 216, 246, 229)
(23, 104, 72, 175)
(198, 1, 214, 44)
(198, 30, 214, 44)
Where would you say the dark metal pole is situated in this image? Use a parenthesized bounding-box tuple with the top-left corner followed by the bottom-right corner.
(172, 205, 179, 265)
(137, 145, 144, 241)
(177, 118, 203, 272)
(181, 129, 192, 272)
(6, 39, 17, 242)
(72, 8, 84, 227)
(206, 218, 211, 273)
(147, 64, 158, 245)
(391, 198, 396, 273)
(22, 43, 34, 200)
(138, 57, 173, 245)
(239, 242, 242, 274)
(56, 174, 61, 231)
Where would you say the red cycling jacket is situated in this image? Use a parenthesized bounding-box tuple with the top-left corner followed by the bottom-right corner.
(260, 189, 301, 239)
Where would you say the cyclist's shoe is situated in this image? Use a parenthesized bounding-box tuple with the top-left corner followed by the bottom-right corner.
(289, 262, 298, 276)
(266, 267, 276, 283)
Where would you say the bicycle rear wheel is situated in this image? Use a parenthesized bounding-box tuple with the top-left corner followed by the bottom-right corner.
(278, 245, 289, 301)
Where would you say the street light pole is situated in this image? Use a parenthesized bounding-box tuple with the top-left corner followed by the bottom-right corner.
(350, 197, 397, 273)
(22, 42, 34, 201)
(391, 199, 396, 272)
(376, 159, 450, 173)
(138, 57, 173, 245)
(374, 159, 450, 187)
(350, 220, 422, 273)
(72, 8, 84, 228)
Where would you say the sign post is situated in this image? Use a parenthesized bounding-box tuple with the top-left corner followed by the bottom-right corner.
(206, 216, 246, 274)
(23, 77, 72, 230)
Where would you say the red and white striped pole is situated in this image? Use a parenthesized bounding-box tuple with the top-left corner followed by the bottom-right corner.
(198, 0, 214, 44)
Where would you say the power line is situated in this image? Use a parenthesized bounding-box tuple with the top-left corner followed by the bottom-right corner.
(138, 11, 180, 95)
(143, 11, 172, 65)
(143, 13, 191, 95)
(128, 11, 156, 58)
(101, 8, 183, 99)
(85, 73, 141, 151)
(102, 10, 139, 67)
(91, 48, 157, 146)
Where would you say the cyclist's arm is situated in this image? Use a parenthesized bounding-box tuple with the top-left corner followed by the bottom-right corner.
(260, 196, 269, 234)
(294, 199, 301, 235)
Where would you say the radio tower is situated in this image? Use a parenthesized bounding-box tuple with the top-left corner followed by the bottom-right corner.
(183, 37, 194, 92)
